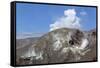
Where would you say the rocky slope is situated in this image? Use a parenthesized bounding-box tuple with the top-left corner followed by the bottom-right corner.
(16, 28, 97, 65)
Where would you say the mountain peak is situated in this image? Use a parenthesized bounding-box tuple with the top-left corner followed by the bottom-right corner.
(16, 28, 97, 65)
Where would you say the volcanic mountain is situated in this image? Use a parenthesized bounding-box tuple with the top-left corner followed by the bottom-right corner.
(16, 28, 97, 65)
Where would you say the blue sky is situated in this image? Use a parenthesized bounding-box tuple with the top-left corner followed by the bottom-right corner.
(16, 3, 96, 38)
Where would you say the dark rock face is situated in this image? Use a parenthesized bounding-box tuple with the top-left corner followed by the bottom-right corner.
(16, 28, 97, 65)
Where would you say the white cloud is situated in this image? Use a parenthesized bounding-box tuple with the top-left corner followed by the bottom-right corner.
(80, 11, 87, 16)
(50, 9, 81, 31)
(64, 9, 76, 16)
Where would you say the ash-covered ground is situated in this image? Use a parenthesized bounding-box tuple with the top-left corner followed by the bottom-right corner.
(16, 28, 97, 65)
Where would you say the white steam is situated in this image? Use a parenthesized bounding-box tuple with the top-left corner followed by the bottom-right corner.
(50, 9, 81, 31)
